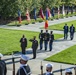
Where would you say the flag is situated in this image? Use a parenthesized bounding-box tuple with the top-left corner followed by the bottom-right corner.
(34, 8, 37, 20)
(26, 9, 30, 21)
(45, 20, 48, 29)
(46, 8, 48, 20)
(45, 8, 49, 29)
(47, 8, 51, 18)
(18, 10, 21, 23)
(39, 8, 44, 19)
(51, 7, 54, 17)
(58, 6, 60, 18)
(62, 5, 65, 16)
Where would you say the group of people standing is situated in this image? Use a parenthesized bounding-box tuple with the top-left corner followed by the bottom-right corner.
(39, 30, 54, 51)
(63, 24, 75, 40)
(20, 35, 38, 59)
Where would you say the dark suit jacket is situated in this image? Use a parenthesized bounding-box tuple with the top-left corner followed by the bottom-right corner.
(20, 38, 27, 47)
(63, 25, 68, 33)
(39, 33, 44, 41)
(70, 26, 75, 33)
(44, 32, 49, 41)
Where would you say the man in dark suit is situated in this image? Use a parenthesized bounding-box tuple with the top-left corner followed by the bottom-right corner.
(63, 24, 69, 39)
(70, 24, 75, 40)
(20, 35, 27, 54)
(49, 31, 54, 51)
(44, 30, 49, 51)
(16, 55, 31, 75)
(43, 63, 53, 75)
(29, 36, 38, 59)
(0, 53, 7, 75)
(39, 30, 44, 50)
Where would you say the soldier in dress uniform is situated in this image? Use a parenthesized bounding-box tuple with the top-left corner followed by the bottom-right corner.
(20, 35, 27, 54)
(63, 24, 69, 39)
(44, 30, 49, 51)
(43, 63, 53, 75)
(65, 69, 72, 75)
(16, 55, 31, 75)
(49, 31, 54, 51)
(0, 53, 7, 75)
(70, 24, 75, 40)
(29, 36, 38, 59)
(39, 30, 44, 50)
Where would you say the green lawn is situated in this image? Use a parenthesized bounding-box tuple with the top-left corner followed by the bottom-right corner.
(48, 20, 76, 31)
(45, 45, 76, 64)
(0, 28, 63, 55)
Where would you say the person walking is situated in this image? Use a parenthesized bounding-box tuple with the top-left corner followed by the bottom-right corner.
(0, 53, 7, 75)
(70, 24, 75, 40)
(29, 36, 38, 59)
(49, 31, 54, 51)
(63, 23, 69, 39)
(39, 30, 44, 50)
(44, 30, 49, 51)
(20, 35, 27, 54)
(16, 55, 31, 75)
(43, 63, 53, 75)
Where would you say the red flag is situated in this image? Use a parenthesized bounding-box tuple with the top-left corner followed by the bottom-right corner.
(47, 8, 51, 18)
(39, 8, 44, 19)
(45, 20, 48, 29)
(26, 10, 30, 21)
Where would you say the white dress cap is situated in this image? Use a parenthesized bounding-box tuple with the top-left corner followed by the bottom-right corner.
(0, 53, 3, 57)
(21, 55, 30, 61)
(46, 63, 53, 68)
(65, 69, 72, 73)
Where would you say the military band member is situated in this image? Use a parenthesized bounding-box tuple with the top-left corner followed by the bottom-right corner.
(16, 55, 31, 75)
(0, 53, 7, 75)
(43, 63, 53, 75)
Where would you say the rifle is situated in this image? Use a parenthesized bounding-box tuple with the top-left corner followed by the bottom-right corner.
(12, 52, 15, 75)
(40, 61, 43, 75)
(60, 65, 62, 75)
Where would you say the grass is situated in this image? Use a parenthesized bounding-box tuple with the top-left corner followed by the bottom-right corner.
(45, 45, 76, 64)
(0, 28, 63, 55)
(48, 20, 76, 31)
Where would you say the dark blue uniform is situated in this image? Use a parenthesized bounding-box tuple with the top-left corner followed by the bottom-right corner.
(70, 25, 75, 40)
(49, 31, 54, 51)
(63, 24, 68, 39)
(16, 65, 31, 75)
(39, 30, 44, 50)
(44, 30, 49, 51)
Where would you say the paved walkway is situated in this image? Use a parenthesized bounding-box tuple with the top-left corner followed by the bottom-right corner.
(1, 16, 76, 75)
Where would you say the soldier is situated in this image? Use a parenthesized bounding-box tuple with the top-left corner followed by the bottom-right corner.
(44, 30, 49, 51)
(49, 31, 54, 51)
(29, 36, 38, 59)
(16, 55, 31, 75)
(39, 30, 44, 50)
(20, 35, 27, 54)
(70, 24, 75, 40)
(43, 63, 53, 75)
(63, 24, 69, 39)
(65, 69, 72, 75)
(0, 53, 7, 75)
